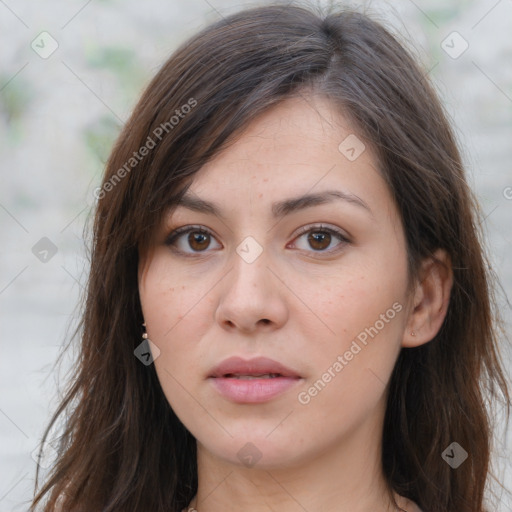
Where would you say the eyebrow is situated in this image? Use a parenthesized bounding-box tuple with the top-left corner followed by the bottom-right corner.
(173, 189, 372, 219)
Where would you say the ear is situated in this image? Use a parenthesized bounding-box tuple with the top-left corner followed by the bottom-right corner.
(402, 248, 453, 348)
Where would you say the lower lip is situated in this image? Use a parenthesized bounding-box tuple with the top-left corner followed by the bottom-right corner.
(209, 376, 301, 403)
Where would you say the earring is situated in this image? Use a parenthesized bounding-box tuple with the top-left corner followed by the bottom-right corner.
(135, 322, 159, 366)
(411, 331, 416, 336)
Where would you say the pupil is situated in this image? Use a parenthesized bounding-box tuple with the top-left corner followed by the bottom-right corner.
(189, 232, 209, 250)
(308, 232, 330, 250)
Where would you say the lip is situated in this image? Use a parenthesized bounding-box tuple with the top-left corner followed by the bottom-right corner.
(208, 356, 301, 379)
(208, 356, 303, 404)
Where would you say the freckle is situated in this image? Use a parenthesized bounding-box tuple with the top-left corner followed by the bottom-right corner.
(258, 193, 263, 198)
(263, 178, 269, 182)
(182, 285, 185, 290)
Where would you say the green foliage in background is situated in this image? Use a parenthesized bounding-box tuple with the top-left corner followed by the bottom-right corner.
(82, 44, 146, 172)
(84, 115, 121, 164)
(0, 73, 33, 144)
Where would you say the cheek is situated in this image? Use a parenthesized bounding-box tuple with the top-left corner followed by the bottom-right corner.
(138, 255, 214, 384)
(140, 254, 208, 337)
(295, 294, 404, 435)
(139, 258, 215, 422)
(301, 261, 407, 399)
(318, 263, 406, 341)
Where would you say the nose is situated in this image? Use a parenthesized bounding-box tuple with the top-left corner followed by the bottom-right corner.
(214, 244, 288, 334)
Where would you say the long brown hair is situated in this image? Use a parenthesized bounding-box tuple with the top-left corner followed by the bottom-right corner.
(31, 4, 510, 511)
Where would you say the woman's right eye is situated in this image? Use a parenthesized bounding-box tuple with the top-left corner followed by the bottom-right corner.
(165, 226, 222, 256)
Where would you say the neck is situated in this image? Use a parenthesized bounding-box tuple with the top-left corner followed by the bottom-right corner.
(190, 407, 404, 512)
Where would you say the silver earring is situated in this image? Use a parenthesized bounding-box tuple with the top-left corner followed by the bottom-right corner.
(411, 331, 416, 336)
(142, 322, 148, 340)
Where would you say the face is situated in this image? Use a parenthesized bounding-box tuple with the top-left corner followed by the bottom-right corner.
(138, 95, 412, 470)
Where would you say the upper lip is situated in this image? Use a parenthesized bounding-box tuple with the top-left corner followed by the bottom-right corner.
(208, 356, 302, 378)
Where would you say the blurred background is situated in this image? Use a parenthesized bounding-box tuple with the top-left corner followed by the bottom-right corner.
(1, 0, 511, 510)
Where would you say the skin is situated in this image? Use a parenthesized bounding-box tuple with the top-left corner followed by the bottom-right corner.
(138, 94, 453, 512)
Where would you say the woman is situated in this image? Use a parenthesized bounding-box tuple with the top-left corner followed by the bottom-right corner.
(31, 4, 510, 512)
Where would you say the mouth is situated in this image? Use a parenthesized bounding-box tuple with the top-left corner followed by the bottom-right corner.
(208, 356, 302, 379)
(221, 373, 284, 379)
(208, 356, 302, 403)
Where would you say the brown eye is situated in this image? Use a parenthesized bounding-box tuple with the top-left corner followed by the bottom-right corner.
(291, 224, 349, 254)
(187, 231, 211, 251)
(307, 231, 332, 251)
(165, 226, 221, 255)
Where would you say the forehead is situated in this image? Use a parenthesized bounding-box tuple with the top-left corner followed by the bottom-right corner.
(175, 95, 393, 220)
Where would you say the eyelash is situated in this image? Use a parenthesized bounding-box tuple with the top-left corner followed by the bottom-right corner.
(164, 224, 350, 257)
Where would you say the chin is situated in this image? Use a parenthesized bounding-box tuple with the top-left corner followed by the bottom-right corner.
(198, 430, 311, 471)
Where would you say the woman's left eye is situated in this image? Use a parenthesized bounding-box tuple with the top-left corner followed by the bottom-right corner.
(164, 224, 349, 256)
(289, 224, 350, 254)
